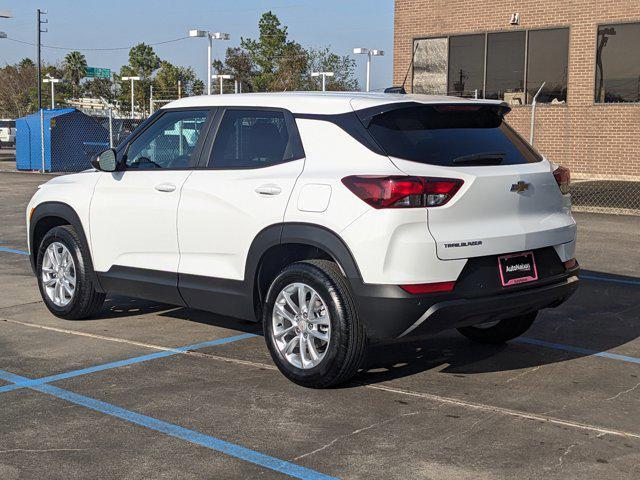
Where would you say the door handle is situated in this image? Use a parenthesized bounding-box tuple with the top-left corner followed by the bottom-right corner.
(154, 183, 176, 193)
(255, 184, 282, 196)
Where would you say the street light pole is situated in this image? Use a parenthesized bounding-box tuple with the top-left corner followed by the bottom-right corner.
(353, 48, 384, 92)
(43, 76, 61, 109)
(212, 74, 233, 94)
(189, 30, 230, 95)
(122, 76, 140, 118)
(311, 71, 334, 91)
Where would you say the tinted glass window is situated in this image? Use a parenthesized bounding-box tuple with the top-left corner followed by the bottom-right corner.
(448, 34, 485, 98)
(0, 120, 15, 128)
(485, 31, 526, 103)
(412, 38, 448, 95)
(526, 28, 569, 104)
(595, 23, 640, 103)
(125, 110, 208, 169)
(208, 109, 296, 168)
(363, 104, 542, 166)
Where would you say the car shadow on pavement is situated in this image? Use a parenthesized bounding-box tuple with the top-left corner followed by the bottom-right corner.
(91, 270, 638, 387)
(350, 269, 640, 387)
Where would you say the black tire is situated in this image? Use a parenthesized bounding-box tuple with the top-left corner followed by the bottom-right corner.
(457, 312, 537, 344)
(263, 260, 366, 388)
(36, 225, 105, 320)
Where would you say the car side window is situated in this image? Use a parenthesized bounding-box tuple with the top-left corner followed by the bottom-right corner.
(125, 110, 209, 169)
(207, 109, 302, 169)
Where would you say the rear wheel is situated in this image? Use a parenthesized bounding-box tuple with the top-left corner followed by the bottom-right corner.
(37, 225, 105, 320)
(457, 312, 537, 344)
(263, 260, 366, 388)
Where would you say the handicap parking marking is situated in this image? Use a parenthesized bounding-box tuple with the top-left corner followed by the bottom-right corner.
(0, 369, 338, 480)
(516, 337, 640, 365)
(0, 332, 258, 394)
(0, 245, 28, 255)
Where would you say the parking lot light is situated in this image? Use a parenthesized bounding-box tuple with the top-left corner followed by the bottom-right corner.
(311, 71, 334, 91)
(189, 29, 230, 95)
(212, 74, 233, 94)
(121, 76, 141, 119)
(42, 75, 62, 109)
(353, 47, 385, 92)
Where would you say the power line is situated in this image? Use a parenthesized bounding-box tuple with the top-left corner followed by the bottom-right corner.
(5, 35, 189, 52)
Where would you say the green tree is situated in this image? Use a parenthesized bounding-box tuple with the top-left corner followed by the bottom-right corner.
(307, 47, 359, 91)
(128, 43, 160, 79)
(154, 61, 196, 98)
(191, 79, 205, 96)
(63, 51, 88, 98)
(83, 78, 114, 103)
(240, 11, 308, 91)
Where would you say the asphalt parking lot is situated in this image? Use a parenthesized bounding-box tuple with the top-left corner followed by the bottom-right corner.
(1, 172, 639, 479)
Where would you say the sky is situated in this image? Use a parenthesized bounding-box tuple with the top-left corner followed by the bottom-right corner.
(0, 0, 395, 91)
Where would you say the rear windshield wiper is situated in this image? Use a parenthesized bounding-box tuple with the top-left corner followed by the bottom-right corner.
(452, 152, 505, 165)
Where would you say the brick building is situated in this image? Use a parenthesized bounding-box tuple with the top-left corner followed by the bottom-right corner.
(393, 1, 640, 178)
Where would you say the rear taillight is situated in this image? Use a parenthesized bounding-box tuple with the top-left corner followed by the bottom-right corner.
(553, 166, 570, 195)
(341, 176, 463, 209)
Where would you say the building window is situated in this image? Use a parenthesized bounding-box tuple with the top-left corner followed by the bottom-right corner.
(595, 23, 640, 103)
(413, 37, 448, 95)
(526, 28, 569, 104)
(412, 28, 569, 105)
(485, 31, 526, 103)
(448, 34, 485, 98)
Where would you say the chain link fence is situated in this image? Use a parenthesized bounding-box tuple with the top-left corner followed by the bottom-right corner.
(570, 175, 640, 216)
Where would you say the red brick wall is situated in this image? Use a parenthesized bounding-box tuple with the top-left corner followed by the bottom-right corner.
(393, 0, 640, 177)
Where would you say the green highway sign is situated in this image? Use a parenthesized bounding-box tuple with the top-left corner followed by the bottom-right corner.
(86, 67, 111, 79)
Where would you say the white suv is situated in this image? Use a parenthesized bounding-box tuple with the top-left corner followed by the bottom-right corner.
(26, 92, 579, 387)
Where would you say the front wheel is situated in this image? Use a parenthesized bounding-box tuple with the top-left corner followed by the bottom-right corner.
(263, 260, 366, 388)
(457, 312, 537, 344)
(36, 225, 105, 320)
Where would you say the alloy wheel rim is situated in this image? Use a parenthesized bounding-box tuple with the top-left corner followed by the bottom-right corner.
(41, 242, 76, 307)
(272, 282, 331, 369)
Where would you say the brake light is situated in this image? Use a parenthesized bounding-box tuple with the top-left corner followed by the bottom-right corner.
(399, 281, 456, 294)
(553, 165, 570, 195)
(341, 176, 463, 209)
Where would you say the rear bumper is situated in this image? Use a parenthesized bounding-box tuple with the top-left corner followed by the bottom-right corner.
(351, 269, 579, 343)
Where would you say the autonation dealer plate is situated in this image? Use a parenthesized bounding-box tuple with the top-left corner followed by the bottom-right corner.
(498, 251, 538, 287)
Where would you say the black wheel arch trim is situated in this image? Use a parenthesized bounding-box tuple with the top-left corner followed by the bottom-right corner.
(246, 222, 363, 285)
(29, 201, 104, 292)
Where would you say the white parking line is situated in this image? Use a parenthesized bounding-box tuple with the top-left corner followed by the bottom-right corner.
(4, 316, 639, 441)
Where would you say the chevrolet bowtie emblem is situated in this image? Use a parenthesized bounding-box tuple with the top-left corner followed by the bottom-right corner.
(510, 181, 530, 193)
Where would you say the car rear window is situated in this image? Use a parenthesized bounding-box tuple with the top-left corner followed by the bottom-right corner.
(360, 104, 542, 166)
(0, 120, 15, 128)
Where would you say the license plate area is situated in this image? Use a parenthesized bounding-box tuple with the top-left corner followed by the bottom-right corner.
(498, 251, 538, 287)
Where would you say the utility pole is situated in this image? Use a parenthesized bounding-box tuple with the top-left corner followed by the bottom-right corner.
(37, 9, 48, 110)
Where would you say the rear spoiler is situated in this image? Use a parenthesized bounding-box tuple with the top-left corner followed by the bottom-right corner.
(355, 101, 511, 128)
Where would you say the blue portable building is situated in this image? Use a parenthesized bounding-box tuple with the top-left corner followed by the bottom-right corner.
(16, 109, 110, 172)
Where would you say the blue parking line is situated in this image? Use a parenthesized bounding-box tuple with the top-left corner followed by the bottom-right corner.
(0, 246, 28, 255)
(516, 337, 640, 365)
(0, 369, 337, 480)
(580, 274, 640, 286)
(0, 333, 258, 394)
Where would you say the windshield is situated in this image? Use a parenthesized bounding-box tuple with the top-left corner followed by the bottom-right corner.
(0, 120, 15, 128)
(361, 104, 542, 166)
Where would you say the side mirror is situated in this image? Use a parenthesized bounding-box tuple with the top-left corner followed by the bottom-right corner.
(91, 148, 117, 172)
